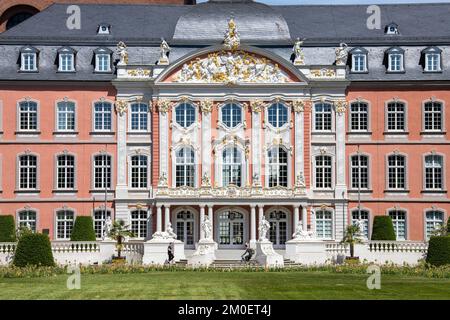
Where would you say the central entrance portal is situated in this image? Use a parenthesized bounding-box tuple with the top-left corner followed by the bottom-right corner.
(217, 210, 246, 249)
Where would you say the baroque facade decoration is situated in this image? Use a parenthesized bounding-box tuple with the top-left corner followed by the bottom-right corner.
(0, 0, 448, 264)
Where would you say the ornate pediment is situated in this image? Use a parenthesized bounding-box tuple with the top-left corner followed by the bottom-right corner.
(172, 50, 290, 84)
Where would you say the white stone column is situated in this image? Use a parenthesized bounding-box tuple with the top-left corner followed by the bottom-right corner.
(156, 204, 162, 233)
(250, 205, 256, 248)
(302, 206, 307, 231)
(294, 103, 305, 185)
(258, 205, 264, 239)
(293, 205, 300, 230)
(335, 101, 348, 240)
(115, 100, 128, 226)
(159, 104, 169, 181)
(200, 204, 205, 240)
(207, 205, 214, 240)
(164, 205, 170, 231)
(251, 105, 262, 185)
(201, 103, 212, 185)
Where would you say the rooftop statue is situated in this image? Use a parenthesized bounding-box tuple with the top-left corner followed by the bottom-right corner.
(223, 18, 240, 51)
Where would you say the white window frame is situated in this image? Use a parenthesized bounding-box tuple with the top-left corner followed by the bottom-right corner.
(174, 102, 197, 129)
(55, 100, 76, 132)
(422, 100, 444, 132)
(174, 146, 196, 188)
(220, 102, 243, 129)
(93, 209, 112, 239)
(92, 101, 113, 132)
(222, 146, 243, 187)
(424, 209, 446, 240)
(423, 154, 444, 191)
(92, 153, 112, 190)
(20, 52, 37, 72)
(59, 53, 75, 72)
(130, 209, 150, 239)
(388, 209, 407, 240)
(385, 100, 407, 133)
(17, 209, 38, 232)
(17, 100, 39, 132)
(129, 102, 149, 132)
(266, 146, 289, 188)
(313, 102, 333, 132)
(55, 153, 76, 190)
(352, 53, 367, 73)
(425, 53, 441, 72)
(388, 53, 404, 72)
(266, 102, 289, 129)
(17, 153, 39, 191)
(55, 209, 75, 240)
(129, 154, 149, 189)
(386, 153, 407, 191)
(349, 101, 370, 132)
(315, 209, 334, 240)
(95, 53, 111, 72)
(349, 153, 370, 190)
(351, 209, 370, 240)
(314, 155, 333, 190)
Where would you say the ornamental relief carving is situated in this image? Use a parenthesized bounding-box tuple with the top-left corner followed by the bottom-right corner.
(115, 100, 128, 116)
(157, 99, 172, 114)
(200, 100, 214, 114)
(175, 50, 290, 84)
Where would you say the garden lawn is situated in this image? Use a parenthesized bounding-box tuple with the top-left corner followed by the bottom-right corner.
(0, 271, 449, 300)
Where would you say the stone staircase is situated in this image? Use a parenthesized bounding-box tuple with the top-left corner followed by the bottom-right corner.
(175, 259, 188, 266)
(283, 258, 303, 267)
(210, 259, 259, 269)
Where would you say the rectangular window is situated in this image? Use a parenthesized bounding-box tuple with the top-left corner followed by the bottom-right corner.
(425, 211, 444, 240)
(19, 101, 38, 131)
(424, 102, 442, 132)
(315, 210, 333, 239)
(130, 103, 148, 131)
(19, 155, 37, 190)
(351, 155, 369, 189)
(59, 53, 74, 72)
(57, 101, 75, 131)
(94, 210, 110, 239)
(350, 102, 368, 131)
(387, 102, 405, 132)
(94, 154, 111, 189)
(425, 53, 441, 72)
(389, 211, 406, 240)
(352, 54, 366, 72)
(18, 210, 37, 232)
(94, 102, 112, 131)
(131, 210, 148, 238)
(21, 53, 37, 72)
(56, 210, 74, 240)
(57, 155, 75, 190)
(130, 155, 148, 189)
(96, 54, 111, 72)
(425, 155, 443, 190)
(314, 103, 332, 131)
(388, 155, 406, 190)
(388, 53, 403, 72)
(315, 155, 332, 189)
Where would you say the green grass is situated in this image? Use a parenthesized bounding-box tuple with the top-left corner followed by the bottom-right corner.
(0, 271, 449, 299)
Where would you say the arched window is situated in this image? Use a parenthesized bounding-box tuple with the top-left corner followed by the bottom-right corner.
(18, 100, 38, 131)
(130, 103, 148, 131)
(18, 210, 37, 232)
(314, 103, 332, 131)
(424, 155, 443, 190)
(221, 103, 242, 128)
(218, 211, 244, 247)
(56, 210, 74, 240)
(56, 154, 75, 190)
(351, 210, 369, 239)
(130, 155, 148, 189)
(386, 102, 406, 131)
(18, 154, 37, 190)
(222, 147, 242, 187)
(267, 102, 288, 127)
(423, 101, 443, 132)
(387, 154, 406, 189)
(175, 210, 195, 247)
(315, 210, 333, 239)
(176, 147, 195, 187)
(425, 210, 444, 240)
(93, 154, 111, 189)
(389, 210, 407, 240)
(268, 147, 288, 187)
(131, 210, 149, 239)
(267, 210, 289, 246)
(175, 102, 196, 128)
(350, 154, 369, 189)
(93, 101, 112, 131)
(350, 102, 369, 131)
(56, 101, 75, 131)
(93, 209, 111, 239)
(315, 155, 332, 189)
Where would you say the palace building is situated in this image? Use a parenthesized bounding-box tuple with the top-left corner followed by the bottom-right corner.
(0, 0, 448, 258)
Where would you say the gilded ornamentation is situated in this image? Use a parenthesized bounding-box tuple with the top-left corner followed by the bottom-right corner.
(127, 68, 151, 78)
(223, 18, 240, 51)
(250, 99, 265, 113)
(295, 172, 306, 188)
(200, 100, 213, 114)
(116, 41, 128, 65)
(157, 99, 172, 114)
(292, 99, 305, 113)
(335, 100, 347, 115)
(335, 42, 348, 66)
(201, 172, 211, 187)
(293, 38, 305, 65)
(115, 100, 128, 116)
(310, 68, 336, 78)
(176, 51, 289, 84)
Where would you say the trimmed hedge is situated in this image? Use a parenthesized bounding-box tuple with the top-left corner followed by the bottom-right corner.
(13, 233, 55, 267)
(426, 236, 450, 266)
(70, 216, 96, 241)
(371, 216, 396, 241)
(0, 215, 16, 242)
(447, 218, 450, 236)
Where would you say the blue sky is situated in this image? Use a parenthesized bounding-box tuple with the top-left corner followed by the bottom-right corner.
(198, 0, 450, 4)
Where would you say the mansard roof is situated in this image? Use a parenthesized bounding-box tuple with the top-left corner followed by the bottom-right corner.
(1, 2, 450, 45)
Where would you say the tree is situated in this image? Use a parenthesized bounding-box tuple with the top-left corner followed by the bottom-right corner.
(371, 216, 396, 240)
(108, 219, 134, 258)
(71, 216, 96, 241)
(341, 224, 364, 258)
(0, 215, 16, 242)
(13, 233, 55, 267)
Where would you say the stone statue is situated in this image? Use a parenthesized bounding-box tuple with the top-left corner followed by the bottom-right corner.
(292, 222, 317, 240)
(335, 42, 348, 66)
(116, 41, 128, 65)
(295, 172, 306, 188)
(356, 219, 366, 238)
(103, 216, 113, 240)
(202, 216, 213, 240)
(258, 215, 270, 242)
(223, 18, 240, 51)
(158, 172, 168, 187)
(165, 222, 177, 239)
(293, 38, 305, 65)
(159, 38, 171, 65)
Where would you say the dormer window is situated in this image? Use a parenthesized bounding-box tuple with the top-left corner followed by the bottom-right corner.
(57, 47, 76, 72)
(350, 47, 368, 73)
(422, 47, 442, 72)
(385, 22, 399, 35)
(94, 48, 112, 72)
(97, 23, 111, 35)
(386, 47, 404, 72)
(19, 46, 38, 72)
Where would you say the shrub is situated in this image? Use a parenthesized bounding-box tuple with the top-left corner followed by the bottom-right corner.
(371, 216, 396, 241)
(0, 215, 16, 242)
(13, 233, 55, 267)
(70, 216, 96, 241)
(426, 236, 450, 267)
(447, 218, 450, 236)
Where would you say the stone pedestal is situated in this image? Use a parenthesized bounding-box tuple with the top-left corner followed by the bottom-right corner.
(188, 239, 217, 268)
(285, 240, 328, 265)
(99, 240, 116, 264)
(255, 240, 284, 268)
(142, 238, 185, 265)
